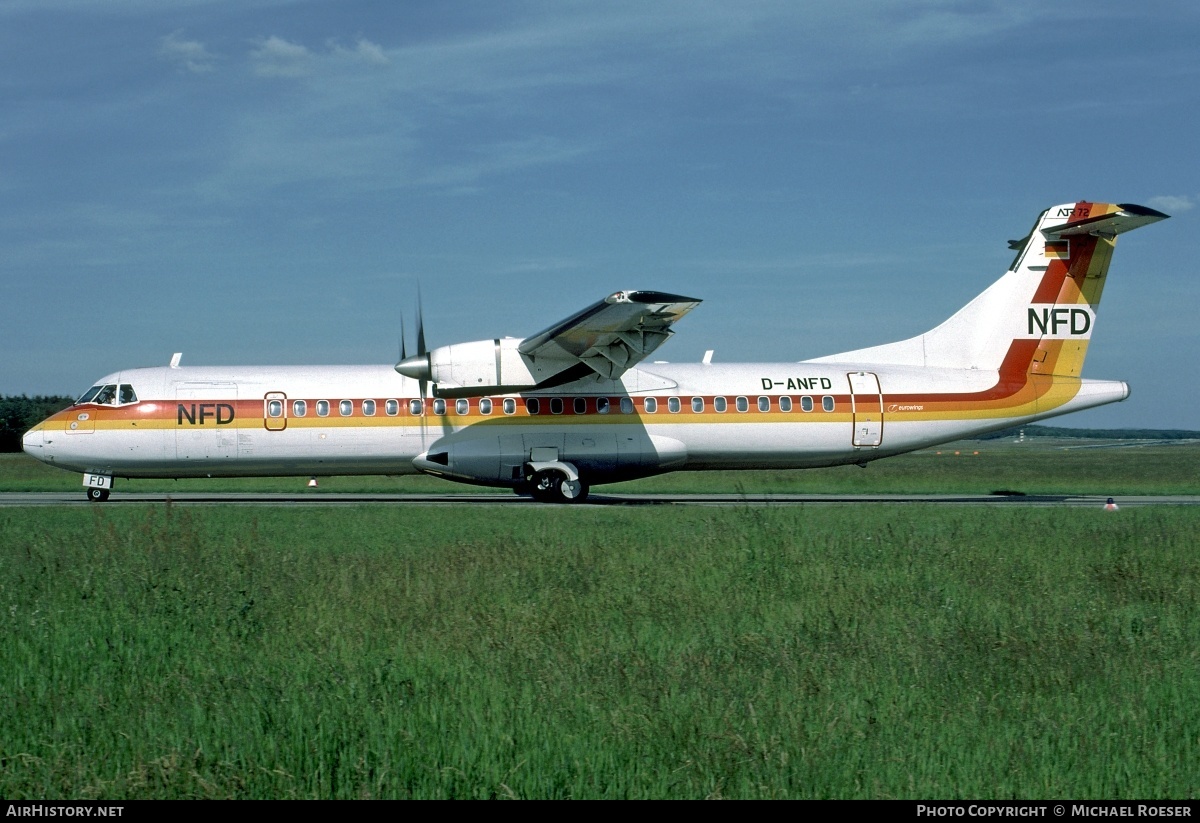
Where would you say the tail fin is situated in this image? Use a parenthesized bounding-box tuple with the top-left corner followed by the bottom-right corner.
(809, 201, 1169, 374)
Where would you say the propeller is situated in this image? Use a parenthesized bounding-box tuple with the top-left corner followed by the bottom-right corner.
(395, 287, 433, 399)
(394, 288, 456, 448)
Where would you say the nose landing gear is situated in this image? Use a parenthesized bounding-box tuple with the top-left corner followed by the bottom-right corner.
(83, 473, 113, 502)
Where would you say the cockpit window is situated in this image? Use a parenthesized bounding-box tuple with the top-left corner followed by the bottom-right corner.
(76, 385, 104, 405)
(76, 383, 137, 406)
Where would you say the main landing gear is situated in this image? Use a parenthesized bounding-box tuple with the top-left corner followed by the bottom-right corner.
(86, 487, 111, 502)
(522, 468, 590, 504)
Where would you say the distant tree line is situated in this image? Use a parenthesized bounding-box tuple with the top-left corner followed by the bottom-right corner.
(0, 395, 75, 452)
(977, 424, 1200, 441)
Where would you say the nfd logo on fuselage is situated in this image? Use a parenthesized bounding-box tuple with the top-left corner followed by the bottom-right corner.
(1026, 305, 1094, 338)
(177, 403, 235, 425)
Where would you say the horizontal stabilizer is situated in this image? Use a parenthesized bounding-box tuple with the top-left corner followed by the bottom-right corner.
(1043, 203, 1169, 238)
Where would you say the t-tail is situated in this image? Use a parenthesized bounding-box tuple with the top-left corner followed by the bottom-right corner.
(809, 200, 1169, 420)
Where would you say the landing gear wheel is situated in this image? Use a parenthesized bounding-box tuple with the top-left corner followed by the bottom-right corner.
(86, 487, 110, 502)
(529, 471, 588, 504)
(559, 478, 589, 503)
(530, 471, 562, 503)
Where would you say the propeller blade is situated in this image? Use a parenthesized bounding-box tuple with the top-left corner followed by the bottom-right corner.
(395, 289, 433, 398)
(416, 285, 430, 398)
(416, 285, 427, 357)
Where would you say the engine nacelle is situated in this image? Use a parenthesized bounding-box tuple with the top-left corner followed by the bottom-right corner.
(396, 337, 575, 396)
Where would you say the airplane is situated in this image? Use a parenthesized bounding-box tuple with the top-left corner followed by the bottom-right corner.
(22, 200, 1168, 503)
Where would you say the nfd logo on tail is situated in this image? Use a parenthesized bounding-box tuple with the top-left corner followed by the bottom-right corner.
(1026, 306, 1093, 338)
(21, 200, 1169, 503)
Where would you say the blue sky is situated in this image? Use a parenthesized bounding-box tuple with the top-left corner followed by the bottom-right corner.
(2, 1, 1196, 429)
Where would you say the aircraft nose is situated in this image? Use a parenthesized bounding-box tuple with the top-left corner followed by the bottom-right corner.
(22, 427, 44, 454)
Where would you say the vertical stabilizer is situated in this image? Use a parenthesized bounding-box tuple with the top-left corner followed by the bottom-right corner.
(808, 202, 1169, 374)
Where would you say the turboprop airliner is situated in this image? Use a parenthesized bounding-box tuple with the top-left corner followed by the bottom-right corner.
(22, 200, 1168, 503)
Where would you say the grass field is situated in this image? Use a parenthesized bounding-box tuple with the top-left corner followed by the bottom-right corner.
(1, 445, 1198, 798)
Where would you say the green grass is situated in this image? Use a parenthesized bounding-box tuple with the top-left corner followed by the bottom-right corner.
(2, 504, 1198, 798)
(606, 441, 1200, 496)
(4, 439, 1199, 496)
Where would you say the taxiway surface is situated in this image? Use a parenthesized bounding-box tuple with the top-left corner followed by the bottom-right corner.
(2, 492, 1197, 508)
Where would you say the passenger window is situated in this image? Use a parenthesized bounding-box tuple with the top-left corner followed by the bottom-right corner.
(667, 397, 681, 413)
(779, 396, 793, 412)
(597, 397, 610, 414)
(317, 400, 330, 417)
(758, 396, 771, 412)
(340, 400, 353, 416)
(363, 399, 376, 416)
(822, 396, 835, 412)
(433, 399, 446, 415)
(385, 399, 399, 416)
(644, 397, 657, 413)
(409, 399, 423, 416)
(620, 397, 634, 414)
(526, 398, 540, 415)
(456, 399, 469, 415)
(574, 397, 586, 415)
(479, 398, 493, 415)
(801, 396, 813, 412)
(267, 400, 283, 418)
(736, 396, 749, 413)
(503, 398, 516, 415)
(714, 396, 727, 413)
(550, 398, 564, 415)
(293, 400, 307, 417)
(119, 385, 137, 405)
(691, 397, 704, 413)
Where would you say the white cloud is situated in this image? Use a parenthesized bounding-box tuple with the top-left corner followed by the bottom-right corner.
(160, 30, 218, 74)
(251, 35, 312, 77)
(1146, 195, 1195, 214)
(341, 37, 389, 66)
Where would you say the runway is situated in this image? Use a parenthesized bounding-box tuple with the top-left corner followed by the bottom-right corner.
(2, 492, 1198, 508)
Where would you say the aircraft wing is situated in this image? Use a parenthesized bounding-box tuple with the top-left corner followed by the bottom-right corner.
(518, 290, 702, 379)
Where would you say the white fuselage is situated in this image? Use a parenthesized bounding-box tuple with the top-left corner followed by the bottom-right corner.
(22, 360, 1127, 485)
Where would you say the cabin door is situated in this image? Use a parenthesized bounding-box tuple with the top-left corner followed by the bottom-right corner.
(264, 391, 287, 431)
(848, 372, 883, 447)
